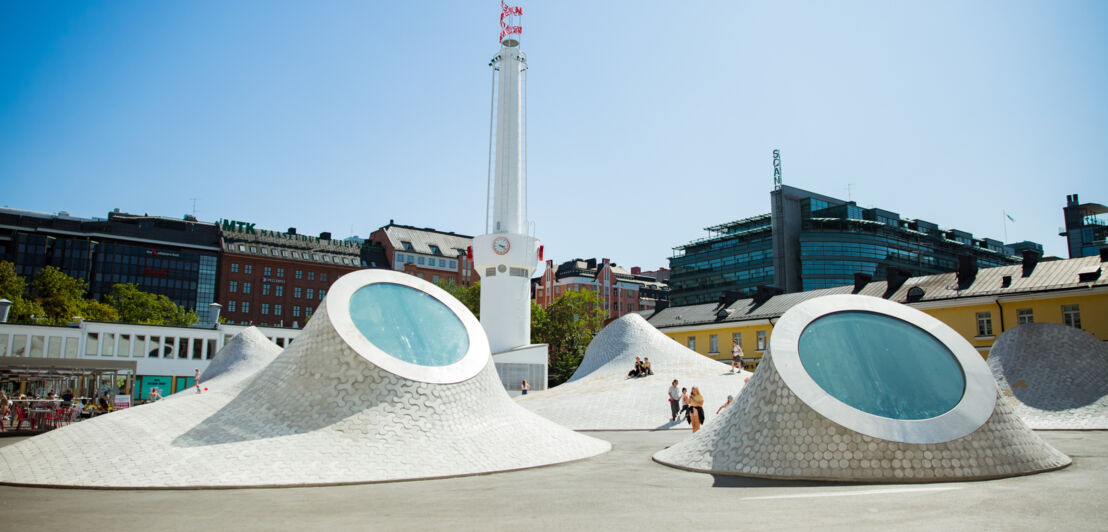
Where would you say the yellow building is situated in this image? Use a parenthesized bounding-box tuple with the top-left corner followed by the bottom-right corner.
(648, 254, 1108, 368)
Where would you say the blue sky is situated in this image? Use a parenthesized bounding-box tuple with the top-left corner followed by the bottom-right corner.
(1, 1, 1106, 270)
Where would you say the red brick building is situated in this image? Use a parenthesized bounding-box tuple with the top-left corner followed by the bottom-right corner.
(217, 221, 386, 328)
(533, 258, 670, 322)
(369, 221, 479, 286)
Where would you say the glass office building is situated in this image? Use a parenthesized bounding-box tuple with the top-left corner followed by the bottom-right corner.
(669, 186, 1035, 306)
(0, 208, 221, 322)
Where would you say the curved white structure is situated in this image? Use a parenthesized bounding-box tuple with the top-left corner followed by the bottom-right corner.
(166, 326, 280, 397)
(516, 313, 750, 430)
(989, 322, 1108, 429)
(0, 270, 609, 488)
(654, 294, 1070, 482)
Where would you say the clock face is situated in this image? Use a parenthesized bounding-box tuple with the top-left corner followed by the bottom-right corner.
(493, 236, 511, 255)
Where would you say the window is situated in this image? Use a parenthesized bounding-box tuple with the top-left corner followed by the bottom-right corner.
(294, 287, 302, 298)
(277, 268, 284, 277)
(321, 273, 327, 282)
(238, 244, 245, 252)
(243, 282, 252, 294)
(229, 281, 238, 293)
(449, 260, 456, 268)
(228, 301, 236, 312)
(687, 336, 696, 351)
(308, 272, 315, 280)
(305, 307, 313, 317)
(295, 270, 303, 279)
(1017, 308, 1034, 325)
(432, 275, 439, 283)
(261, 303, 269, 315)
(245, 264, 253, 274)
(261, 248, 269, 255)
(418, 257, 425, 265)
(274, 304, 282, 316)
(293, 306, 301, 317)
(231, 263, 239, 273)
(307, 289, 314, 300)
(757, 330, 767, 350)
(242, 301, 250, 313)
(275, 285, 284, 297)
(262, 284, 271, 296)
(319, 289, 326, 300)
(250, 246, 257, 253)
(402, 241, 414, 251)
(264, 267, 272, 276)
(732, 332, 742, 347)
(976, 312, 993, 337)
(709, 334, 719, 354)
(1062, 305, 1082, 329)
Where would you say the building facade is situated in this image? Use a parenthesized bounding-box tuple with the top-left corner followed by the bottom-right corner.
(369, 221, 478, 287)
(651, 253, 1108, 368)
(217, 220, 383, 328)
(533, 258, 670, 321)
(0, 208, 221, 322)
(1062, 193, 1108, 258)
(669, 185, 1037, 306)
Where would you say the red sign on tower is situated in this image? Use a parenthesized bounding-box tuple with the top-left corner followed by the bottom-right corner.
(499, 1, 522, 43)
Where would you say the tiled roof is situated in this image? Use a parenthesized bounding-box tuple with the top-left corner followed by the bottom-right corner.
(649, 255, 1107, 329)
(381, 224, 474, 257)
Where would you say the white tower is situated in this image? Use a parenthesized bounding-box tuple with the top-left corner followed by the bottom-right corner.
(472, 3, 541, 355)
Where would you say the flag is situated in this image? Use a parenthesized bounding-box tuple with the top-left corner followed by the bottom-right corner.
(501, 1, 522, 19)
(499, 25, 522, 41)
(1005, 212, 1015, 222)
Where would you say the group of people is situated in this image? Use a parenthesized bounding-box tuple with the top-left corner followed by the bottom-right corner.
(667, 380, 735, 433)
(627, 357, 654, 378)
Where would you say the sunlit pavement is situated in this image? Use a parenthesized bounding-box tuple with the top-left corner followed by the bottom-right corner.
(1, 430, 1103, 531)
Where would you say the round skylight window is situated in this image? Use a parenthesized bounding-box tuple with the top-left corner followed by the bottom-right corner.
(771, 294, 995, 444)
(326, 270, 489, 384)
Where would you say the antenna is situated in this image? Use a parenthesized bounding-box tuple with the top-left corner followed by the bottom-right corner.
(189, 198, 199, 215)
(847, 184, 854, 202)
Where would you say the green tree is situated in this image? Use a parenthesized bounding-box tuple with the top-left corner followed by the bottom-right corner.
(29, 266, 89, 324)
(0, 261, 43, 323)
(532, 288, 607, 386)
(434, 279, 481, 319)
(105, 283, 198, 326)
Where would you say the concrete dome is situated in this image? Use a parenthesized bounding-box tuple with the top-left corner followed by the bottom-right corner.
(989, 322, 1108, 429)
(0, 271, 609, 488)
(517, 313, 750, 430)
(654, 295, 1070, 482)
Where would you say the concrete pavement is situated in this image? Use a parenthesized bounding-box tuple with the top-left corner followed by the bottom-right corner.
(0, 430, 1104, 531)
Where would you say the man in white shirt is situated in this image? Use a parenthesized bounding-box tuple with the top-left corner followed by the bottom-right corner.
(730, 338, 744, 374)
(668, 380, 681, 421)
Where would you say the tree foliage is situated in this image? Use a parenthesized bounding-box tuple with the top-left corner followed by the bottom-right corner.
(434, 279, 481, 319)
(532, 288, 607, 386)
(105, 283, 198, 326)
(29, 266, 90, 324)
(0, 261, 42, 323)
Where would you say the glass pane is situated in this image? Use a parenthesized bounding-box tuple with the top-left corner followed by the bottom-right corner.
(348, 283, 468, 367)
(103, 333, 115, 356)
(119, 335, 132, 357)
(47, 337, 62, 358)
(12, 335, 26, 356)
(798, 311, 965, 420)
(0, 333, 7, 356)
(64, 337, 77, 358)
(85, 333, 99, 355)
(30, 336, 44, 357)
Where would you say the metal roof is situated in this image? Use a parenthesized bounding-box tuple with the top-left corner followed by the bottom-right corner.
(649, 255, 1107, 329)
(381, 225, 474, 257)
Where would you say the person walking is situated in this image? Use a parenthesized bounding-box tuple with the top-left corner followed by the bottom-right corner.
(679, 387, 690, 424)
(689, 387, 706, 433)
(667, 380, 681, 421)
(194, 368, 202, 394)
(730, 338, 744, 374)
(520, 379, 530, 395)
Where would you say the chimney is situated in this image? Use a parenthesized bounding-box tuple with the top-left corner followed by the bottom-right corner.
(957, 255, 978, 290)
(208, 302, 222, 327)
(752, 285, 783, 306)
(1021, 250, 1040, 278)
(287, 227, 297, 235)
(883, 268, 912, 299)
(852, 273, 872, 294)
(1001, 275, 1012, 288)
(631, 266, 641, 275)
(319, 232, 332, 240)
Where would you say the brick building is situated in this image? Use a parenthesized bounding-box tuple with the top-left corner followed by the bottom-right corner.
(217, 220, 387, 328)
(369, 221, 479, 286)
(533, 258, 671, 321)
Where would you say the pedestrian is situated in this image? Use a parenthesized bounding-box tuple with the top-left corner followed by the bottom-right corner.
(520, 379, 530, 395)
(194, 368, 202, 394)
(730, 338, 744, 374)
(667, 380, 681, 421)
(679, 387, 690, 424)
(148, 387, 163, 403)
(689, 387, 705, 432)
(716, 395, 733, 415)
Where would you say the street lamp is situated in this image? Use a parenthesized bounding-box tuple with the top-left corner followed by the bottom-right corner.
(0, 298, 10, 323)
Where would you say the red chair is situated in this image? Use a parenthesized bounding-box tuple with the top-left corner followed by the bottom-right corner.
(14, 407, 36, 431)
(44, 408, 66, 429)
